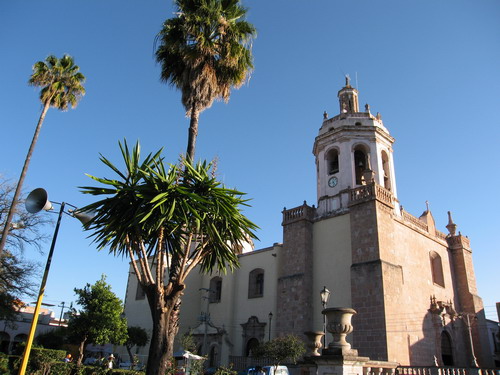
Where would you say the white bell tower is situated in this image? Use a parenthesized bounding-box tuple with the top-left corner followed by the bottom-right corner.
(313, 76, 398, 216)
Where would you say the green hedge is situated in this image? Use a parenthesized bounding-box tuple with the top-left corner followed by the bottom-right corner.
(8, 350, 145, 375)
(11, 347, 66, 374)
(74, 366, 145, 375)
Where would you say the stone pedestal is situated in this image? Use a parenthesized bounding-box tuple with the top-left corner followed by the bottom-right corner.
(306, 354, 370, 375)
(300, 307, 397, 375)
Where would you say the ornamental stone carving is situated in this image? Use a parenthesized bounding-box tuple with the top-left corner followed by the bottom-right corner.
(322, 307, 357, 355)
(304, 331, 324, 356)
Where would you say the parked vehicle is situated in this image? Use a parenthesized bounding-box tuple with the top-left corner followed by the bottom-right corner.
(242, 365, 289, 375)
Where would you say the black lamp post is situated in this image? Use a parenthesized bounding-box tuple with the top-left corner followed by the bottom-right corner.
(268, 312, 273, 341)
(320, 286, 331, 349)
(18, 188, 92, 375)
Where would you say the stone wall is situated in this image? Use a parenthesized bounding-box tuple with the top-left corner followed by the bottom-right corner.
(277, 204, 315, 337)
(349, 199, 388, 361)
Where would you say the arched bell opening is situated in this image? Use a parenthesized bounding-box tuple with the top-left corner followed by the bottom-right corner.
(353, 146, 368, 185)
(381, 150, 391, 190)
(326, 148, 340, 175)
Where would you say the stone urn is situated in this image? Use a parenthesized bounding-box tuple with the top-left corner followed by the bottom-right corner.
(322, 307, 357, 355)
(304, 331, 324, 356)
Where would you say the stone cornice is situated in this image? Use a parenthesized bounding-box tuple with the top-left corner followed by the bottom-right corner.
(313, 125, 394, 155)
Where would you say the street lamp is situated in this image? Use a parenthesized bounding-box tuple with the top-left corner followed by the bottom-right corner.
(18, 188, 92, 375)
(199, 288, 214, 356)
(268, 312, 273, 341)
(320, 286, 331, 349)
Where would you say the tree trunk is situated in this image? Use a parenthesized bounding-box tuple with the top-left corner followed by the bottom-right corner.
(126, 344, 134, 368)
(0, 100, 51, 255)
(77, 336, 87, 366)
(186, 105, 199, 162)
(145, 288, 182, 375)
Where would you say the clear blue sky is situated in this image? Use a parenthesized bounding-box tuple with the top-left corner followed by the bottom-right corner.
(1, 1, 499, 320)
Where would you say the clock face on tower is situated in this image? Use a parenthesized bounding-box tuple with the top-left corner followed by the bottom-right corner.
(328, 176, 338, 188)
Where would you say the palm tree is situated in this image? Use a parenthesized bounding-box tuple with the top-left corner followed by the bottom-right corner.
(79, 140, 257, 375)
(0, 55, 85, 255)
(155, 0, 256, 161)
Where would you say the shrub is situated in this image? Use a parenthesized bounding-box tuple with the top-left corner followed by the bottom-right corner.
(0, 353, 9, 375)
(214, 365, 237, 375)
(46, 362, 73, 375)
(13, 347, 67, 375)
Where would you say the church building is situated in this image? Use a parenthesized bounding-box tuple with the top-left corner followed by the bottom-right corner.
(121, 78, 493, 369)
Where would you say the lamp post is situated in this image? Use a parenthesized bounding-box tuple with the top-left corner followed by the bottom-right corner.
(458, 312, 479, 367)
(268, 312, 273, 341)
(320, 286, 331, 349)
(199, 288, 214, 356)
(18, 188, 91, 375)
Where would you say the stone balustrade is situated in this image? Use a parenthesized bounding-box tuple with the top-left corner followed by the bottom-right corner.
(349, 182, 393, 207)
(401, 210, 429, 232)
(364, 365, 397, 375)
(282, 202, 316, 225)
(375, 184, 394, 207)
(396, 366, 499, 375)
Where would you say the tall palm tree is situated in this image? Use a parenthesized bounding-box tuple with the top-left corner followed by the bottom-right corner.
(155, 0, 256, 161)
(79, 140, 257, 375)
(0, 55, 85, 255)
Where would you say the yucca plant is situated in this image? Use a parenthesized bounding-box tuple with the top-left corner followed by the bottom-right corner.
(79, 140, 257, 375)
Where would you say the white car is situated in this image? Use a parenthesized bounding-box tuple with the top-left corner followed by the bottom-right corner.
(244, 366, 289, 375)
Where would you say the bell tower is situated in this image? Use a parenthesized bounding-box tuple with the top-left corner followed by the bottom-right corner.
(313, 77, 398, 216)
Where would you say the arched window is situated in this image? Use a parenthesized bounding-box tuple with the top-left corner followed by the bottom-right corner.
(381, 151, 391, 190)
(209, 277, 222, 303)
(209, 345, 219, 367)
(430, 251, 445, 287)
(12, 334, 27, 353)
(441, 331, 454, 366)
(0, 332, 10, 354)
(354, 147, 368, 185)
(246, 338, 259, 357)
(326, 148, 339, 175)
(135, 282, 145, 300)
(248, 269, 264, 298)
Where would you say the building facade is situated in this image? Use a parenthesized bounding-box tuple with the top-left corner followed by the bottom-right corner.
(121, 79, 494, 368)
(0, 304, 64, 354)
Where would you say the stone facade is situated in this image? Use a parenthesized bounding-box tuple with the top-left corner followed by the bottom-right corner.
(277, 203, 315, 338)
(119, 81, 494, 369)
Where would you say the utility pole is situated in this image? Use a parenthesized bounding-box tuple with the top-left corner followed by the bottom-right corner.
(57, 301, 72, 326)
(458, 312, 479, 367)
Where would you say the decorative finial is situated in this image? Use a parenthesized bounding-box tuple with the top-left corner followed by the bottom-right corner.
(345, 74, 351, 87)
(376, 112, 382, 120)
(365, 103, 370, 113)
(446, 211, 457, 236)
(323, 111, 328, 120)
(425, 201, 430, 212)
